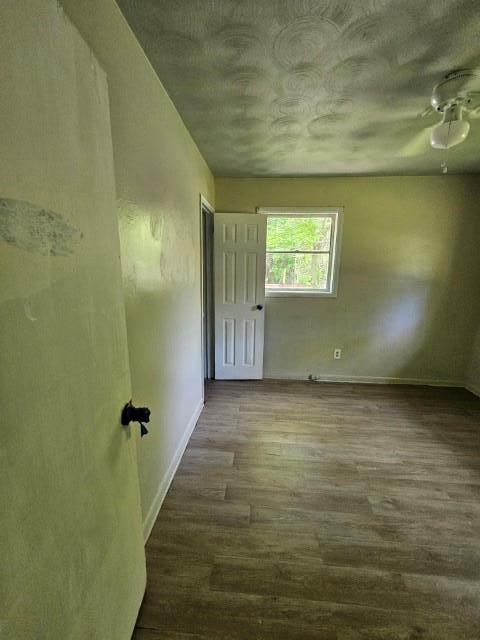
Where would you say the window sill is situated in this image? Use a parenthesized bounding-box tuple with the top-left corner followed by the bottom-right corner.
(265, 290, 338, 299)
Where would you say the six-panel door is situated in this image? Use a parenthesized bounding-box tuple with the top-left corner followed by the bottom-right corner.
(214, 213, 267, 379)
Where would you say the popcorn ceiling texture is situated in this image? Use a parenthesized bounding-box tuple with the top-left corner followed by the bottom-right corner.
(117, 0, 480, 176)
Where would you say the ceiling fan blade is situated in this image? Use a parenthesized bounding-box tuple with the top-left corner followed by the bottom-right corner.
(397, 127, 433, 157)
(468, 106, 480, 119)
(421, 106, 435, 119)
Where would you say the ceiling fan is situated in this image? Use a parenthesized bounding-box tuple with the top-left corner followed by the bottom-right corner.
(399, 69, 480, 157)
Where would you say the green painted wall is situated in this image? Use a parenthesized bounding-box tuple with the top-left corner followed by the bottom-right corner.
(62, 0, 215, 535)
(216, 176, 480, 385)
(0, 1, 146, 638)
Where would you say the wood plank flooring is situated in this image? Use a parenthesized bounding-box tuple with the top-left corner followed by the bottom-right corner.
(133, 380, 480, 640)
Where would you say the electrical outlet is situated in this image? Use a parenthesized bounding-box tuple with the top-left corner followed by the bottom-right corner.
(334, 348, 342, 360)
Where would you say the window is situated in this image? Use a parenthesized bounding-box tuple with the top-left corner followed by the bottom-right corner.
(259, 207, 343, 297)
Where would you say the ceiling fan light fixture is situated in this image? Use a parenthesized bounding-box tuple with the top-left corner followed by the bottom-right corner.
(430, 105, 470, 149)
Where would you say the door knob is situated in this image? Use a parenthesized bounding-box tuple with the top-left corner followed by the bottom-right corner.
(121, 401, 151, 437)
(256, 304, 264, 310)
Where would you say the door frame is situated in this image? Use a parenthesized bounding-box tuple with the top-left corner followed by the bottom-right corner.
(199, 194, 215, 399)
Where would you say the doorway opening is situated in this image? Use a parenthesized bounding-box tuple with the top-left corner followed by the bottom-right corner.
(200, 196, 215, 397)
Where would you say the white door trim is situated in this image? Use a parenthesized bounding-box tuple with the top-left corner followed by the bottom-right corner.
(199, 194, 215, 400)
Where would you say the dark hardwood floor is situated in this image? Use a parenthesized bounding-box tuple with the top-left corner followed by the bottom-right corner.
(133, 380, 480, 640)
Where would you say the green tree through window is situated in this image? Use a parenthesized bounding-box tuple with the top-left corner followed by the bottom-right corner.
(266, 214, 336, 292)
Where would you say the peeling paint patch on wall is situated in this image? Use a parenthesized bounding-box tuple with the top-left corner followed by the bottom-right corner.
(117, 198, 197, 295)
(0, 198, 83, 256)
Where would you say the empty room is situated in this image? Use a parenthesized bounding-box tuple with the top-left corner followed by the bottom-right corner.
(2, 1, 480, 639)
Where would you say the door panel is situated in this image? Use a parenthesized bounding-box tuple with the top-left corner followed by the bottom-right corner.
(0, 3, 145, 639)
(243, 319, 256, 366)
(224, 252, 236, 303)
(245, 253, 258, 303)
(214, 213, 266, 379)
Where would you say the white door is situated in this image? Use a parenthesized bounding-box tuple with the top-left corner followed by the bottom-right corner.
(214, 213, 267, 379)
(0, 4, 145, 639)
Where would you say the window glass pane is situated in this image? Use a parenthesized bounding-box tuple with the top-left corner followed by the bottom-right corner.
(266, 252, 329, 290)
(266, 216, 332, 252)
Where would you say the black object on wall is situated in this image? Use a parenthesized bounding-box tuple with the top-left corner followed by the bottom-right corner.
(121, 401, 151, 437)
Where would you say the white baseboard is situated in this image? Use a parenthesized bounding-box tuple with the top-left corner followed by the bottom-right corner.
(264, 372, 464, 388)
(465, 381, 480, 398)
(142, 399, 204, 544)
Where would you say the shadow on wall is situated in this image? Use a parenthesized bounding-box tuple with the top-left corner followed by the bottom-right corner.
(117, 198, 203, 519)
(390, 185, 480, 384)
(261, 179, 480, 384)
(329, 276, 431, 378)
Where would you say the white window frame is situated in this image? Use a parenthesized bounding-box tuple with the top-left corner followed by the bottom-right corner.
(257, 207, 343, 298)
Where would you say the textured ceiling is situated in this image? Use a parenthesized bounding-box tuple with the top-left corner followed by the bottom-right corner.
(118, 0, 480, 176)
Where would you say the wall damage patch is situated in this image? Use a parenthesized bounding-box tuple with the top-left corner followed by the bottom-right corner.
(0, 198, 83, 256)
